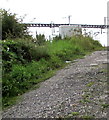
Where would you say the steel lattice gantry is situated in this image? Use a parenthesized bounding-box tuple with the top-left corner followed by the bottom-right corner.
(23, 23, 109, 29)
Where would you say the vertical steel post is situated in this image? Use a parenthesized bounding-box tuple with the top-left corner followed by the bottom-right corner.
(101, 28, 102, 34)
(68, 15, 72, 25)
(104, 17, 107, 25)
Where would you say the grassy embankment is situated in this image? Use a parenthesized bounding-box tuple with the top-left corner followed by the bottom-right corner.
(2, 35, 103, 109)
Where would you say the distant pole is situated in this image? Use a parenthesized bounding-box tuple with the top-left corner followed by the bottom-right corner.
(101, 29, 102, 34)
(104, 17, 109, 25)
(68, 15, 72, 25)
(51, 21, 54, 35)
(104, 17, 106, 25)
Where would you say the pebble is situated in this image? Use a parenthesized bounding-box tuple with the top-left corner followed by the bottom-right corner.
(90, 63, 98, 66)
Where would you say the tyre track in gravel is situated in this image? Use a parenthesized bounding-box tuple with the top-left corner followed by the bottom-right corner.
(2, 50, 108, 118)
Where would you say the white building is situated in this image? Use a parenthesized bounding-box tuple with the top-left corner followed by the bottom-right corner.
(59, 25, 82, 39)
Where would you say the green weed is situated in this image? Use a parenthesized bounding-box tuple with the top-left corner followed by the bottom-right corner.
(101, 104, 109, 108)
(71, 112, 79, 116)
(86, 82, 94, 87)
(81, 115, 95, 119)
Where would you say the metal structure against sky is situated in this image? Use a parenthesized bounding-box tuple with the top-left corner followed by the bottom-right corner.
(104, 17, 107, 25)
(24, 23, 109, 29)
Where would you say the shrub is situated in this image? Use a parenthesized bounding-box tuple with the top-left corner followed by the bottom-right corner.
(1, 9, 30, 40)
(36, 34, 46, 45)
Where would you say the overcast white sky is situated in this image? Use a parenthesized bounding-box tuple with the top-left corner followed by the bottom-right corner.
(0, 0, 109, 46)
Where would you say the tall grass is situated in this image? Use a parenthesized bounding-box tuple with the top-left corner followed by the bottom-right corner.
(2, 35, 103, 108)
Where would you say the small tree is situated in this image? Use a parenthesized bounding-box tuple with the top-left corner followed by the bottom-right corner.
(1, 9, 29, 40)
(53, 35, 62, 41)
(36, 34, 46, 45)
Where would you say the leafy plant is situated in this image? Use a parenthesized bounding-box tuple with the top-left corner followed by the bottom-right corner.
(81, 115, 95, 119)
(36, 34, 46, 45)
(101, 104, 109, 109)
(1, 9, 30, 40)
(86, 82, 94, 87)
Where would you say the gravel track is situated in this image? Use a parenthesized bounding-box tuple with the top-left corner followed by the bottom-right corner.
(2, 51, 109, 119)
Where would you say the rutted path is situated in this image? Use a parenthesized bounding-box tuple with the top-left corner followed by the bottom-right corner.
(2, 51, 109, 118)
